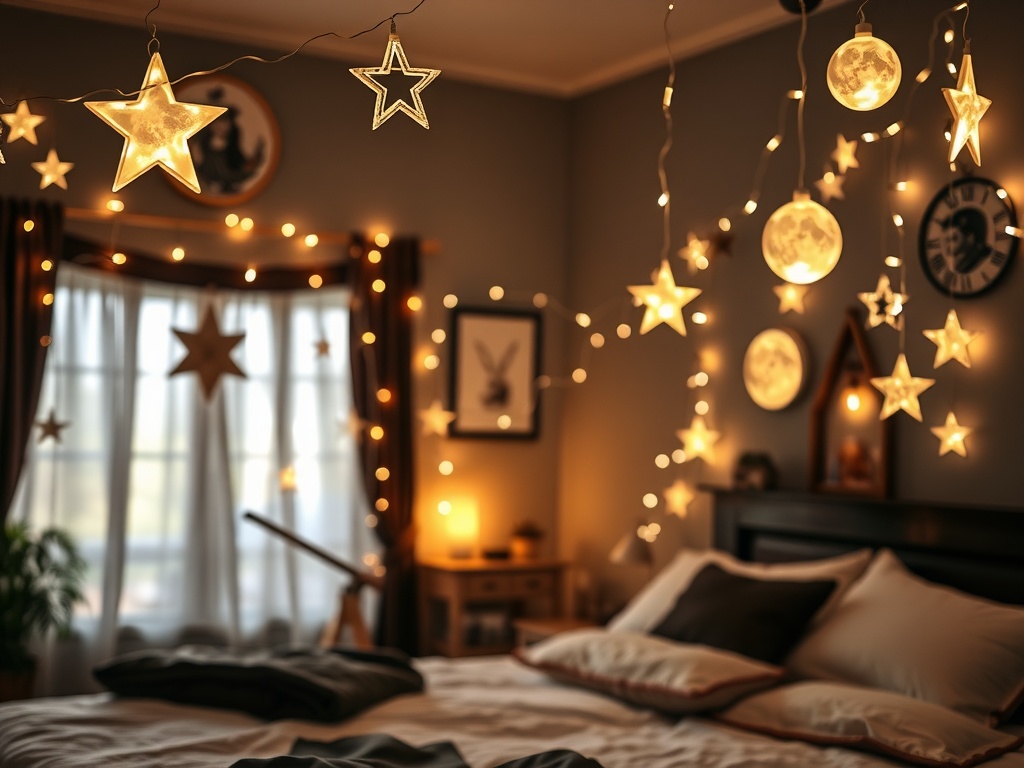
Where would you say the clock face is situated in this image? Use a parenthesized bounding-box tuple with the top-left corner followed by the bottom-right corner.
(743, 328, 806, 411)
(919, 177, 1018, 297)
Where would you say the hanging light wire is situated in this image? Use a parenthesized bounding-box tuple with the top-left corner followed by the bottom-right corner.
(795, 0, 809, 191)
(657, 3, 676, 263)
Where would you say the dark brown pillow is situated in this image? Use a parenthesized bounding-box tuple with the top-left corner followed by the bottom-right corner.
(650, 563, 835, 664)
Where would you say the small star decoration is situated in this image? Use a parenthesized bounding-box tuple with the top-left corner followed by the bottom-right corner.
(350, 34, 441, 130)
(858, 274, 906, 330)
(831, 134, 859, 174)
(627, 259, 702, 336)
(85, 52, 227, 192)
(871, 353, 934, 422)
(1, 101, 45, 145)
(314, 338, 331, 358)
(943, 53, 991, 166)
(923, 309, 979, 369)
(36, 408, 69, 443)
(420, 399, 456, 436)
(773, 284, 807, 314)
(663, 479, 695, 517)
(678, 232, 711, 273)
(32, 148, 74, 190)
(814, 171, 845, 203)
(931, 411, 972, 458)
(676, 415, 720, 463)
(169, 305, 247, 400)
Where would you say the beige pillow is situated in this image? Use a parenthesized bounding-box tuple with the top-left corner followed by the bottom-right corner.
(786, 549, 1024, 725)
(513, 628, 782, 715)
(717, 681, 1024, 767)
(607, 546, 872, 633)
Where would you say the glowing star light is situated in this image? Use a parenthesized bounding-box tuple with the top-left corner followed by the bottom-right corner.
(676, 414, 720, 463)
(420, 399, 456, 436)
(32, 149, 74, 190)
(350, 34, 441, 130)
(678, 232, 711, 273)
(773, 283, 808, 314)
(628, 260, 702, 336)
(1, 102, 45, 145)
(923, 309, 979, 369)
(831, 135, 860, 174)
(663, 479, 695, 517)
(931, 411, 972, 457)
(858, 274, 905, 330)
(814, 171, 845, 203)
(943, 51, 990, 165)
(169, 305, 247, 400)
(36, 408, 69, 443)
(870, 353, 934, 421)
(85, 52, 227, 193)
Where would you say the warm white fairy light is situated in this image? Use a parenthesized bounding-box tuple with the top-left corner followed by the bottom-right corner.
(225, 213, 239, 228)
(304, 234, 319, 247)
(372, 279, 386, 293)
(443, 294, 459, 308)
(423, 354, 439, 370)
(239, 217, 254, 232)
(489, 286, 504, 301)
(407, 296, 423, 311)
(308, 274, 323, 289)
(590, 333, 605, 348)
(171, 247, 185, 262)
(106, 198, 125, 212)
(572, 368, 587, 384)
(533, 293, 548, 308)
(281, 223, 296, 237)
(576, 313, 591, 327)
(244, 267, 256, 283)
(642, 493, 658, 509)
(616, 324, 631, 339)
(655, 454, 670, 469)
(439, 460, 454, 476)
(111, 252, 127, 265)
(431, 329, 446, 343)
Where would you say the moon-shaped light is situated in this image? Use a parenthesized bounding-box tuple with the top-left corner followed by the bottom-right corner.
(827, 23, 901, 111)
(762, 191, 843, 284)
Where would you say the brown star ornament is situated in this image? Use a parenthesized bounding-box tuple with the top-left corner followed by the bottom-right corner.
(169, 305, 246, 400)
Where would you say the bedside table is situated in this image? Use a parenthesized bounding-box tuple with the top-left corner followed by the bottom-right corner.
(417, 557, 567, 657)
(513, 617, 597, 646)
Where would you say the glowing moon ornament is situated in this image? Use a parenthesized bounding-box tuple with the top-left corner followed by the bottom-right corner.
(827, 23, 902, 111)
(762, 191, 843, 284)
(743, 328, 806, 410)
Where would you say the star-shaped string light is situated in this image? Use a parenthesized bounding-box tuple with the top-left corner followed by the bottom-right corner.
(350, 34, 441, 130)
(663, 479, 695, 517)
(31, 148, 74, 190)
(831, 134, 859, 174)
(420, 399, 456, 436)
(627, 260, 702, 336)
(314, 338, 331, 358)
(942, 51, 991, 165)
(858, 274, 905, 330)
(36, 408, 70, 443)
(923, 309, 979, 369)
(870, 353, 934, 421)
(773, 283, 808, 314)
(678, 232, 711, 273)
(1, 101, 45, 145)
(814, 171, 845, 203)
(85, 52, 227, 192)
(169, 305, 246, 400)
(931, 411, 972, 457)
(676, 414, 720, 463)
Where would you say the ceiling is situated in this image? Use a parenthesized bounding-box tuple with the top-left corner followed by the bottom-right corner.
(6, 0, 852, 97)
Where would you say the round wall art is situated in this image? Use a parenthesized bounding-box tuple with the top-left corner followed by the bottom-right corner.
(743, 327, 807, 410)
(172, 73, 280, 206)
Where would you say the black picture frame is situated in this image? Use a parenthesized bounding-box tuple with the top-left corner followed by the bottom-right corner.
(449, 307, 542, 439)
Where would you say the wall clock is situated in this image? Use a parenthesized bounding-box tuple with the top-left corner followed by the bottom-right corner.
(918, 177, 1018, 297)
(742, 327, 807, 411)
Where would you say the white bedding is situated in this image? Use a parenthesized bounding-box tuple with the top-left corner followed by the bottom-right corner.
(1, 655, 1023, 768)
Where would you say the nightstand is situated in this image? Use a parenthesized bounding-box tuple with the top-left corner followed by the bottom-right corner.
(513, 617, 597, 646)
(417, 557, 567, 657)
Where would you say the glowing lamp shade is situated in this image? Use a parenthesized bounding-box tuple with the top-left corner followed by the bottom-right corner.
(762, 191, 843, 284)
(827, 23, 901, 111)
(445, 499, 479, 559)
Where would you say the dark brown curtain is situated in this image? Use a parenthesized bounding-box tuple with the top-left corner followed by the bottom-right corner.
(1, 198, 62, 522)
(348, 236, 420, 654)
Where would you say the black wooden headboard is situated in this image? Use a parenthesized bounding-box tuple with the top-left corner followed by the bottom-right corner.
(710, 488, 1024, 606)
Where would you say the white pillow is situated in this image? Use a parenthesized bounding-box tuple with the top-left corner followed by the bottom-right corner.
(513, 628, 782, 715)
(717, 681, 1024, 767)
(607, 546, 872, 633)
(786, 549, 1024, 725)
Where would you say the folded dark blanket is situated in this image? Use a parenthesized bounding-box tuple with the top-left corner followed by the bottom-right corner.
(93, 645, 423, 723)
(229, 734, 605, 768)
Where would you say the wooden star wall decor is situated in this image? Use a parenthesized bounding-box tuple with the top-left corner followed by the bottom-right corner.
(85, 52, 227, 192)
(169, 305, 247, 400)
(350, 34, 441, 130)
(36, 408, 69, 443)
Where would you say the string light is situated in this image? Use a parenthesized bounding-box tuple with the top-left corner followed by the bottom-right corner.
(350, 30, 440, 130)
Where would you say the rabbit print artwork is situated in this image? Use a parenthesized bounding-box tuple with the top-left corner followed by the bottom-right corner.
(475, 339, 519, 409)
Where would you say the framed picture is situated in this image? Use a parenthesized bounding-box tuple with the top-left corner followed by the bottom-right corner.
(449, 307, 542, 439)
(172, 73, 280, 207)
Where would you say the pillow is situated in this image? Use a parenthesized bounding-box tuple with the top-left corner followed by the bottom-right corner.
(650, 563, 835, 664)
(786, 549, 1024, 725)
(607, 546, 871, 634)
(717, 681, 1024, 767)
(512, 628, 783, 715)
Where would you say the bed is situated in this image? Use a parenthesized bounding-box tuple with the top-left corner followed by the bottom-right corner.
(2, 488, 1024, 768)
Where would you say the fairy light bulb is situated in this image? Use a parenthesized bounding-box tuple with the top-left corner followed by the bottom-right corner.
(827, 23, 902, 111)
(762, 190, 843, 284)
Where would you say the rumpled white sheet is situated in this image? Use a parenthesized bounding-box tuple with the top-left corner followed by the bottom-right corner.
(1, 655, 1022, 768)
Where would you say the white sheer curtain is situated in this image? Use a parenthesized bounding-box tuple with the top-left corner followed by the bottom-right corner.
(13, 264, 375, 695)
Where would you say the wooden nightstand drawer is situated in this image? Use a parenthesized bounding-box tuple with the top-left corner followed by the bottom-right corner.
(511, 571, 554, 595)
(464, 572, 513, 598)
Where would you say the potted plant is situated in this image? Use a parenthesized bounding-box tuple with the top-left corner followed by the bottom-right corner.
(509, 521, 544, 560)
(0, 520, 85, 701)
